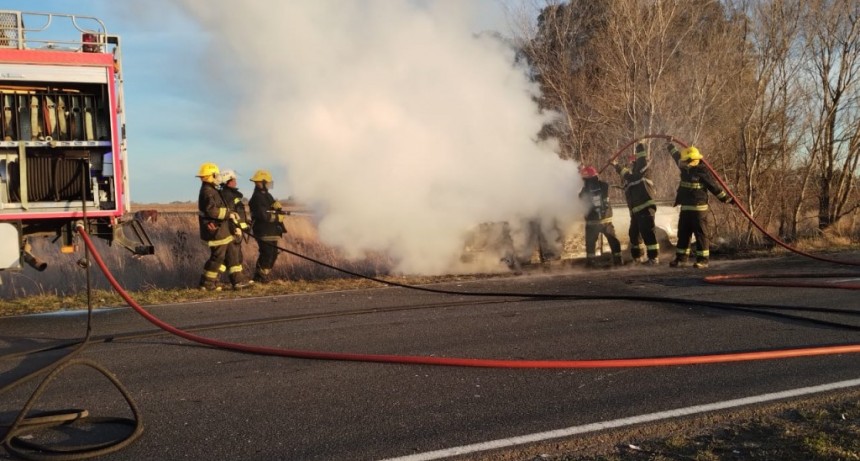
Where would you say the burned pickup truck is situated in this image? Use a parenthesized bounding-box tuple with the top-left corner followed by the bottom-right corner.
(461, 201, 679, 270)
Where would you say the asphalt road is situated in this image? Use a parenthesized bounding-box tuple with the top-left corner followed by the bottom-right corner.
(2, 253, 859, 460)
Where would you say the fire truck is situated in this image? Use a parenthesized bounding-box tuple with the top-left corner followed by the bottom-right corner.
(0, 10, 152, 272)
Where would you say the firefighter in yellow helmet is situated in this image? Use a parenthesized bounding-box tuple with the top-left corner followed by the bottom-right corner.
(248, 169, 286, 283)
(196, 162, 234, 291)
(666, 143, 734, 268)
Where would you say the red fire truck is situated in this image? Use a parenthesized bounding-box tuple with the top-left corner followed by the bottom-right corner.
(0, 10, 152, 272)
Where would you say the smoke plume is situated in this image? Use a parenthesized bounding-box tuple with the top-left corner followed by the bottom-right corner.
(178, 0, 583, 274)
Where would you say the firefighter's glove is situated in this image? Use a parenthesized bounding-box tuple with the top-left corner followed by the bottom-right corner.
(277, 214, 285, 223)
(271, 201, 282, 210)
(229, 212, 240, 223)
(233, 227, 243, 238)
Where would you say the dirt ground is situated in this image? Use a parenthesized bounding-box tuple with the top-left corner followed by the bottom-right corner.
(468, 388, 860, 461)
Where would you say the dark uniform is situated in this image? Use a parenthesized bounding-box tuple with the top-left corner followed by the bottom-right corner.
(198, 180, 233, 290)
(578, 173, 623, 267)
(667, 144, 733, 268)
(219, 180, 252, 289)
(249, 184, 286, 283)
(614, 143, 660, 264)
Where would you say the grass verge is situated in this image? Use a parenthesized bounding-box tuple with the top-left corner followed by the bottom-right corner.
(513, 388, 860, 461)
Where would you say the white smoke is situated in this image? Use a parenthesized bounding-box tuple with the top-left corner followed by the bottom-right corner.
(176, 0, 582, 274)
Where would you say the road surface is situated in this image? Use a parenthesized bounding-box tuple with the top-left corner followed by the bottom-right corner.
(2, 253, 859, 460)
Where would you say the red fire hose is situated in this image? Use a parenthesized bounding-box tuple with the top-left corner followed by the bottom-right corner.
(76, 224, 860, 369)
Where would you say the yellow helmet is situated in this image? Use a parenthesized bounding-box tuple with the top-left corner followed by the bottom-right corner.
(680, 146, 703, 165)
(250, 169, 273, 183)
(196, 162, 220, 180)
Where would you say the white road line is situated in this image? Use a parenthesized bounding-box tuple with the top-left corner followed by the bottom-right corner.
(380, 378, 860, 461)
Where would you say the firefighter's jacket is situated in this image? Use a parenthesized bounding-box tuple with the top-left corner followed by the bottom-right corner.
(220, 185, 249, 239)
(614, 145, 657, 214)
(578, 177, 613, 225)
(669, 145, 731, 211)
(249, 187, 286, 239)
(198, 181, 232, 245)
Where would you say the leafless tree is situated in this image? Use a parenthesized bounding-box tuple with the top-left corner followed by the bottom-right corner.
(729, 0, 807, 241)
(513, 0, 610, 163)
(588, 0, 751, 210)
(801, 0, 860, 231)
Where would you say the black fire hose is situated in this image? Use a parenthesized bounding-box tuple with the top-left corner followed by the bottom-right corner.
(1, 161, 143, 461)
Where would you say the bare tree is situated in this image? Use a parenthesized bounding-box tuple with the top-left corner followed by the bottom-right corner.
(730, 0, 806, 241)
(802, 0, 860, 230)
(514, 0, 609, 163)
(592, 0, 749, 204)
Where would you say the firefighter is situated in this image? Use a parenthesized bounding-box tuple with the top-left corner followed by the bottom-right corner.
(219, 169, 253, 290)
(578, 165, 623, 267)
(612, 143, 660, 265)
(249, 169, 286, 283)
(195, 162, 235, 291)
(666, 143, 734, 268)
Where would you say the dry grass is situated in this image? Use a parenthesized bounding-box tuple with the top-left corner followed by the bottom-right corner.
(530, 389, 860, 461)
(0, 209, 389, 299)
(0, 204, 856, 312)
(0, 207, 506, 314)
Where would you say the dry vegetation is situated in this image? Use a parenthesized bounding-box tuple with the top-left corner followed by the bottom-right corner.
(0, 201, 524, 312)
(0, 204, 395, 302)
(0, 200, 855, 311)
(480, 388, 860, 461)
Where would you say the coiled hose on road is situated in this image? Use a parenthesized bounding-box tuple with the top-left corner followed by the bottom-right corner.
(1, 163, 144, 461)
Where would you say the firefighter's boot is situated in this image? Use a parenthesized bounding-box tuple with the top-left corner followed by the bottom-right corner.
(693, 258, 709, 269)
(669, 255, 689, 268)
(199, 274, 222, 292)
(612, 254, 625, 266)
(254, 268, 273, 284)
(230, 273, 254, 290)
